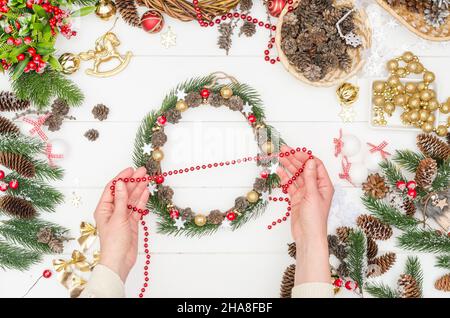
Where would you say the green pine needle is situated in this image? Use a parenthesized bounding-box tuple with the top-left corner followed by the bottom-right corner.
(31, 159, 64, 181)
(362, 195, 418, 231)
(393, 150, 424, 173)
(436, 255, 450, 270)
(0, 240, 41, 271)
(397, 230, 450, 254)
(365, 282, 399, 298)
(0, 134, 43, 156)
(432, 160, 450, 193)
(347, 229, 366, 293)
(404, 256, 423, 297)
(379, 159, 406, 188)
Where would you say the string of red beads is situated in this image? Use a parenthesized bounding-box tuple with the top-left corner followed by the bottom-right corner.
(191, 0, 295, 64)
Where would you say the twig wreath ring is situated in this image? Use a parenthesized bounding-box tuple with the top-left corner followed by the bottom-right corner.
(132, 73, 286, 236)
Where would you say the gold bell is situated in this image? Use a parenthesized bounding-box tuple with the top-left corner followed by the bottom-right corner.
(95, 0, 117, 21)
(59, 53, 81, 75)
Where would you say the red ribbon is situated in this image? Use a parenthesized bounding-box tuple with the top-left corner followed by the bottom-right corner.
(339, 156, 355, 186)
(45, 143, 64, 167)
(333, 129, 343, 157)
(23, 114, 50, 141)
(367, 141, 391, 159)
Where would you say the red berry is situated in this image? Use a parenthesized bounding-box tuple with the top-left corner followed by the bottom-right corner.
(4, 25, 12, 33)
(333, 278, 343, 287)
(200, 88, 210, 99)
(24, 37, 32, 45)
(260, 170, 269, 179)
(226, 211, 236, 221)
(27, 61, 36, 70)
(33, 55, 41, 63)
(14, 38, 22, 46)
(345, 281, 353, 290)
(27, 47, 36, 56)
(17, 54, 25, 61)
(169, 209, 180, 219)
(248, 114, 256, 123)
(15, 21, 20, 30)
(0, 170, 4, 180)
(407, 188, 417, 199)
(43, 269, 52, 278)
(6, 37, 14, 45)
(396, 180, 406, 191)
(406, 180, 417, 190)
(155, 175, 164, 184)
(8, 179, 19, 190)
(157, 115, 167, 125)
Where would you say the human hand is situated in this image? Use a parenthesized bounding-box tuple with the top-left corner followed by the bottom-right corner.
(94, 167, 150, 282)
(277, 145, 334, 284)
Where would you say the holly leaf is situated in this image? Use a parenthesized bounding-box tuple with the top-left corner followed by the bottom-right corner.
(32, 4, 48, 18)
(8, 45, 27, 58)
(71, 6, 96, 17)
(11, 57, 30, 81)
(48, 55, 62, 71)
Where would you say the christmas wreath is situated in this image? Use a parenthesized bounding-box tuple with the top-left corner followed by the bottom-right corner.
(0, 0, 95, 109)
(133, 73, 284, 236)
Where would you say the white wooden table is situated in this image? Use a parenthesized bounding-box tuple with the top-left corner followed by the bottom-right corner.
(0, 2, 449, 298)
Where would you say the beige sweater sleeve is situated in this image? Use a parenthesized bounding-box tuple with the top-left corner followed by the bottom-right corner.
(291, 283, 334, 298)
(78, 264, 125, 298)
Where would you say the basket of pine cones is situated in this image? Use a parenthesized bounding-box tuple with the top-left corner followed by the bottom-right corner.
(275, 0, 371, 87)
(378, 0, 450, 41)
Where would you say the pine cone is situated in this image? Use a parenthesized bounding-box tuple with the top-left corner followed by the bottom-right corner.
(48, 238, 64, 254)
(157, 185, 174, 203)
(368, 252, 396, 276)
(145, 158, 160, 176)
(226, 95, 244, 111)
(0, 91, 30, 112)
(0, 195, 36, 218)
(280, 264, 296, 298)
(218, 22, 233, 55)
(0, 116, 20, 136)
(362, 173, 389, 199)
(239, 21, 256, 37)
(165, 108, 181, 124)
(207, 210, 225, 225)
(336, 226, 353, 243)
(43, 114, 63, 132)
(116, 0, 140, 27)
(253, 178, 268, 193)
(328, 235, 348, 260)
(283, 12, 299, 25)
(303, 64, 323, 82)
(337, 262, 350, 278)
(51, 98, 69, 116)
(84, 129, 99, 141)
(446, 132, 450, 146)
(151, 130, 167, 148)
(417, 133, 450, 160)
(398, 274, 421, 298)
(435, 273, 450, 292)
(234, 196, 249, 211)
(92, 104, 109, 121)
(208, 93, 226, 107)
(415, 158, 438, 190)
(0, 152, 35, 178)
(357, 214, 393, 240)
(36, 227, 53, 244)
(367, 237, 378, 260)
(240, 0, 253, 11)
(402, 198, 416, 217)
(288, 242, 296, 259)
(185, 91, 203, 108)
(181, 207, 194, 222)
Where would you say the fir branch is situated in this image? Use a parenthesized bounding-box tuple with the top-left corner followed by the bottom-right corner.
(0, 218, 66, 253)
(66, 0, 98, 5)
(397, 230, 450, 254)
(362, 195, 419, 231)
(133, 111, 156, 168)
(393, 150, 424, 173)
(232, 200, 267, 230)
(0, 240, 41, 271)
(380, 159, 406, 187)
(432, 160, 450, 192)
(436, 255, 450, 270)
(365, 282, 399, 298)
(404, 256, 423, 297)
(347, 229, 366, 293)
(11, 70, 83, 110)
(31, 159, 64, 181)
(0, 134, 43, 156)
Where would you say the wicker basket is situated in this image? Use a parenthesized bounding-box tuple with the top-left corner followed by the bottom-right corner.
(376, 0, 450, 41)
(275, 0, 371, 87)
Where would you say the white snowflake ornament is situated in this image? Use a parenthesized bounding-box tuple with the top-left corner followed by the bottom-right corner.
(174, 217, 186, 230)
(176, 90, 186, 101)
(160, 26, 177, 49)
(142, 143, 153, 155)
(242, 103, 253, 116)
(339, 106, 356, 123)
(343, 32, 363, 48)
(70, 192, 82, 208)
(147, 182, 158, 196)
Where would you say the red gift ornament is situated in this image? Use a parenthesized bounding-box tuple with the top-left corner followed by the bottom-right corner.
(155, 175, 165, 184)
(0, 170, 4, 180)
(267, 0, 287, 17)
(396, 180, 406, 191)
(157, 115, 167, 126)
(200, 88, 210, 99)
(248, 114, 256, 123)
(141, 10, 164, 33)
(407, 188, 417, 199)
(169, 209, 180, 219)
(8, 179, 19, 190)
(226, 211, 236, 221)
(260, 170, 269, 179)
(406, 180, 417, 190)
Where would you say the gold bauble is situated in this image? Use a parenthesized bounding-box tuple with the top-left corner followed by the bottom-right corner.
(384, 103, 395, 115)
(447, 116, 450, 125)
(261, 141, 275, 154)
(95, 0, 117, 20)
(336, 82, 359, 106)
(423, 71, 435, 83)
(412, 92, 421, 100)
(396, 67, 407, 77)
(419, 109, 429, 122)
(176, 100, 188, 112)
(436, 125, 448, 137)
(194, 214, 207, 227)
(440, 102, 450, 114)
(58, 53, 81, 75)
(417, 82, 427, 91)
(386, 59, 399, 71)
(405, 82, 417, 94)
(387, 75, 401, 87)
(409, 110, 419, 122)
(407, 61, 419, 73)
(373, 81, 385, 93)
(373, 96, 385, 107)
(394, 94, 407, 106)
(416, 63, 424, 73)
(421, 122, 434, 133)
(427, 113, 436, 123)
(220, 86, 233, 99)
(152, 149, 164, 161)
(401, 112, 410, 124)
(246, 190, 260, 203)
(396, 83, 405, 94)
(402, 51, 415, 62)
(420, 90, 432, 102)
(408, 97, 421, 109)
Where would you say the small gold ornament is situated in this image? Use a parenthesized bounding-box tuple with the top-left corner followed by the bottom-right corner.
(59, 53, 81, 75)
(152, 149, 164, 161)
(194, 214, 207, 227)
(246, 190, 260, 203)
(176, 100, 188, 112)
(95, 0, 117, 21)
(336, 82, 359, 106)
(261, 141, 275, 154)
(220, 86, 233, 99)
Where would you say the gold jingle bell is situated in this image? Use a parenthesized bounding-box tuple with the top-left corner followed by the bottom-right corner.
(194, 214, 207, 227)
(95, 0, 117, 21)
(261, 141, 275, 154)
(59, 53, 81, 75)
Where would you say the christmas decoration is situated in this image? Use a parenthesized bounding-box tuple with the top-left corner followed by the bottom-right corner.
(280, 264, 295, 298)
(92, 104, 110, 121)
(132, 73, 289, 236)
(362, 173, 389, 199)
(435, 273, 450, 292)
(276, 0, 371, 86)
(95, 0, 117, 20)
(371, 52, 449, 137)
(415, 158, 438, 190)
(0, 134, 65, 271)
(141, 10, 164, 33)
(116, 0, 140, 27)
(160, 26, 177, 48)
(84, 129, 99, 141)
(267, 0, 287, 17)
(0, 116, 20, 136)
(0, 91, 30, 112)
(416, 133, 450, 160)
(336, 82, 359, 123)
